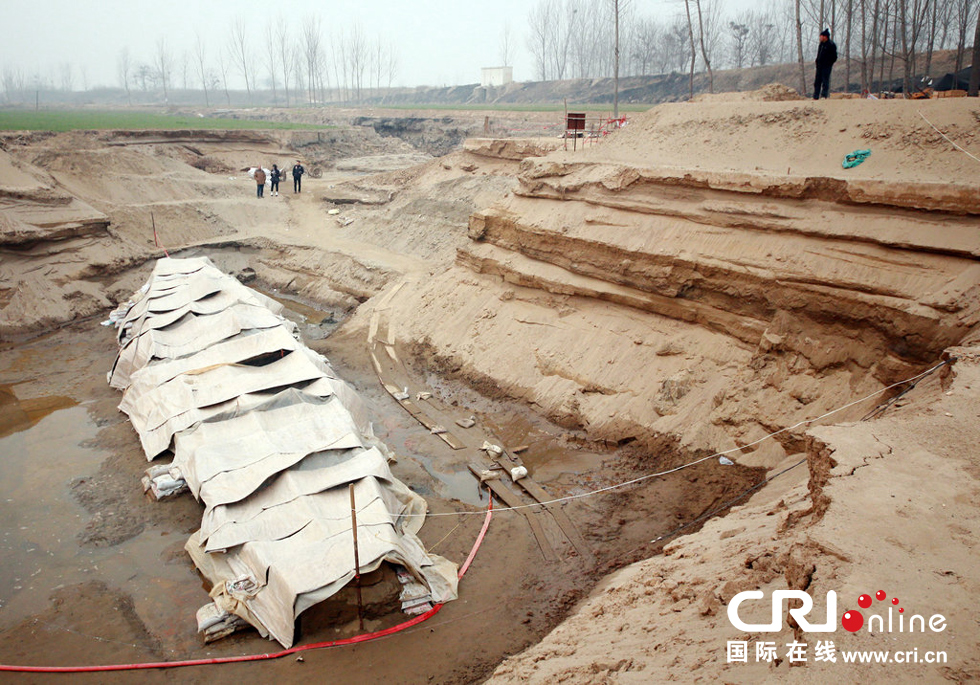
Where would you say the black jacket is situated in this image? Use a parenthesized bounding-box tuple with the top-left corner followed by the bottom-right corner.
(816, 39, 838, 68)
(292, 164, 305, 178)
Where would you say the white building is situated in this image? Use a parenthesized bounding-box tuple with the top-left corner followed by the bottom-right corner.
(481, 66, 514, 88)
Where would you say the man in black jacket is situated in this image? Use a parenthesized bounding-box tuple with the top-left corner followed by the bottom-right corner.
(814, 28, 838, 100)
(292, 161, 305, 193)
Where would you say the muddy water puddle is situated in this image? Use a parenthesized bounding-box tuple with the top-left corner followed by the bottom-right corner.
(0, 401, 202, 646)
(0, 406, 102, 621)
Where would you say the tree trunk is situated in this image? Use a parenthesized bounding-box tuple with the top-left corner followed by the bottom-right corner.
(796, 0, 806, 95)
(695, 0, 713, 92)
(614, 0, 620, 118)
(887, 6, 897, 93)
(899, 0, 911, 94)
(861, 0, 869, 93)
(685, 0, 696, 99)
(970, 8, 980, 96)
(845, 0, 853, 94)
(878, 1, 889, 95)
(924, 0, 937, 79)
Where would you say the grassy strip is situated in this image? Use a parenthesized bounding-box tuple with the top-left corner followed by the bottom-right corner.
(0, 110, 326, 132)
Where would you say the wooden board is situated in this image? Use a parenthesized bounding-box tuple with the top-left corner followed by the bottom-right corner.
(512, 475, 594, 563)
(468, 463, 556, 562)
(372, 346, 466, 450)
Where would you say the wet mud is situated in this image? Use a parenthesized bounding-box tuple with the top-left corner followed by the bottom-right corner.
(0, 286, 762, 684)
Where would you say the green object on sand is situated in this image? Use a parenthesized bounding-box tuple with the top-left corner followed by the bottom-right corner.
(842, 149, 872, 169)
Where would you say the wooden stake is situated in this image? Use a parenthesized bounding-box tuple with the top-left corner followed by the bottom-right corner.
(564, 98, 568, 152)
(349, 483, 364, 631)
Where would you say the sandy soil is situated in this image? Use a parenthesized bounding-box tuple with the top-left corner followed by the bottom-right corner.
(1, 91, 979, 681)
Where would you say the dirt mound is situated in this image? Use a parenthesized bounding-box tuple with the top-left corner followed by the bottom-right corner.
(692, 82, 805, 103)
(598, 97, 980, 187)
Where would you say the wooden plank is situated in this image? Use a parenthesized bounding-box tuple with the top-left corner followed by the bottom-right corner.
(514, 476, 594, 563)
(468, 463, 556, 562)
(401, 399, 466, 449)
(373, 349, 465, 450)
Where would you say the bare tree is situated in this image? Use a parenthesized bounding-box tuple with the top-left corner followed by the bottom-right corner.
(632, 17, 664, 74)
(59, 63, 73, 93)
(569, 0, 607, 79)
(332, 30, 348, 102)
(117, 48, 133, 105)
(216, 49, 232, 105)
(372, 36, 386, 96)
(542, 0, 575, 80)
(895, 0, 932, 93)
(527, 1, 552, 80)
(970, 5, 980, 95)
(179, 51, 190, 91)
(302, 15, 323, 104)
(684, 0, 698, 97)
(796, 0, 807, 94)
(694, 0, 714, 91)
(386, 40, 399, 89)
(500, 21, 514, 65)
(264, 23, 280, 106)
(349, 24, 369, 102)
(747, 7, 778, 66)
(194, 33, 210, 107)
(667, 17, 692, 73)
(274, 15, 293, 107)
(613, 0, 622, 117)
(229, 17, 252, 102)
(155, 38, 172, 101)
(729, 18, 751, 68)
(844, 0, 854, 92)
(954, 0, 977, 72)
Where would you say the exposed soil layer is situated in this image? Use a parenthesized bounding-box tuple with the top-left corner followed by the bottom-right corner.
(1, 92, 979, 681)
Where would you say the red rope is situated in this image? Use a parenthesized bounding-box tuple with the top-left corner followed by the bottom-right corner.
(0, 498, 493, 673)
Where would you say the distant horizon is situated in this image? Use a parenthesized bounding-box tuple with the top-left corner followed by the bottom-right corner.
(1, 0, 768, 92)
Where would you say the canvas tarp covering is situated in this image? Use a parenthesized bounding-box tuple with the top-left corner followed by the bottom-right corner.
(108, 256, 457, 648)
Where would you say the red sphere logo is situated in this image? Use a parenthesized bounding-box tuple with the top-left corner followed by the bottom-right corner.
(842, 610, 864, 632)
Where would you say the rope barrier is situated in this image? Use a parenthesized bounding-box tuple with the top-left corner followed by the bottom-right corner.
(918, 111, 980, 164)
(0, 496, 493, 673)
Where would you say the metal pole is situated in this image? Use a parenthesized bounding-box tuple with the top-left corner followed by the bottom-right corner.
(349, 483, 364, 631)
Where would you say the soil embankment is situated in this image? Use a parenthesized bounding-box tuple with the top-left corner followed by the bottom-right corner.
(1, 94, 979, 681)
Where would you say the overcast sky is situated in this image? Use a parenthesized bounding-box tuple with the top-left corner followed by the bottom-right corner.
(0, 0, 768, 91)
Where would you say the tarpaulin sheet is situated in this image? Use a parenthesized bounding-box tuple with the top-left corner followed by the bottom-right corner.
(173, 393, 363, 504)
(122, 350, 330, 458)
(108, 256, 457, 649)
(110, 306, 292, 390)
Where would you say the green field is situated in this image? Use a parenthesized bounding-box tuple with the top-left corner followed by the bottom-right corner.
(0, 110, 326, 132)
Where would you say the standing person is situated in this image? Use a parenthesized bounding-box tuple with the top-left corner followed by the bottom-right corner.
(270, 164, 281, 196)
(813, 28, 838, 100)
(254, 166, 266, 198)
(292, 161, 305, 193)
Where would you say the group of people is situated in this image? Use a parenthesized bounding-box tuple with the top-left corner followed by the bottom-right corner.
(253, 162, 306, 198)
